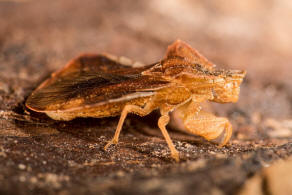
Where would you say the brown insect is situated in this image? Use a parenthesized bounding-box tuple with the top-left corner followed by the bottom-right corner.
(26, 40, 246, 162)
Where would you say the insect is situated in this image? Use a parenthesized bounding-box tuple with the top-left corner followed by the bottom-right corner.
(26, 40, 246, 162)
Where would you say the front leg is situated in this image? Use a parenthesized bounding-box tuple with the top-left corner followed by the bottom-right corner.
(176, 101, 232, 146)
(104, 102, 154, 150)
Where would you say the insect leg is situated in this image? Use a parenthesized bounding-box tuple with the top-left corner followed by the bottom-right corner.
(158, 113, 180, 162)
(178, 105, 233, 146)
(104, 103, 154, 150)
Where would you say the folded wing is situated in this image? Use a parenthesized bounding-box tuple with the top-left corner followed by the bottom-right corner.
(26, 54, 170, 112)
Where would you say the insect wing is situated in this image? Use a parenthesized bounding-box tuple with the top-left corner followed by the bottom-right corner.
(26, 54, 170, 112)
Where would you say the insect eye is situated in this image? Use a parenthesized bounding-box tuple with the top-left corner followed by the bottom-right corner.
(225, 82, 233, 88)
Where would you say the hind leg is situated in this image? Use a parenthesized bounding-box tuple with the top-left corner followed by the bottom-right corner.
(104, 102, 154, 150)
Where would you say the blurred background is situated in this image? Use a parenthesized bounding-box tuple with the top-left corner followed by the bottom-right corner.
(0, 0, 292, 194)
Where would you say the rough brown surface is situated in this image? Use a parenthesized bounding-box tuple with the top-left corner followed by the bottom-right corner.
(0, 1, 292, 195)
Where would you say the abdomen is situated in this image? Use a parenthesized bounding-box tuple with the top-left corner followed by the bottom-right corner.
(44, 96, 151, 121)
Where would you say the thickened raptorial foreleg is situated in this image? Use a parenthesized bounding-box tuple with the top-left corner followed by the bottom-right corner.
(176, 101, 232, 146)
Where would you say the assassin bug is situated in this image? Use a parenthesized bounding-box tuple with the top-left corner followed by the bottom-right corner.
(26, 40, 246, 161)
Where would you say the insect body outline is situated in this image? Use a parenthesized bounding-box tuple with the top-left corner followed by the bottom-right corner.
(26, 40, 246, 162)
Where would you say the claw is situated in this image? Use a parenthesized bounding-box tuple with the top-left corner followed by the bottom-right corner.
(104, 139, 118, 150)
(218, 122, 232, 147)
(171, 150, 180, 162)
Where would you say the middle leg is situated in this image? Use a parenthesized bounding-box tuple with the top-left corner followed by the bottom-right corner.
(158, 105, 180, 162)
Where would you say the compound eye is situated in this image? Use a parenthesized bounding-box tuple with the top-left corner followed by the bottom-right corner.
(225, 81, 238, 90)
(225, 82, 233, 89)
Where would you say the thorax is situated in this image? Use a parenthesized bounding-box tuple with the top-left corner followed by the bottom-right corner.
(154, 85, 191, 106)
